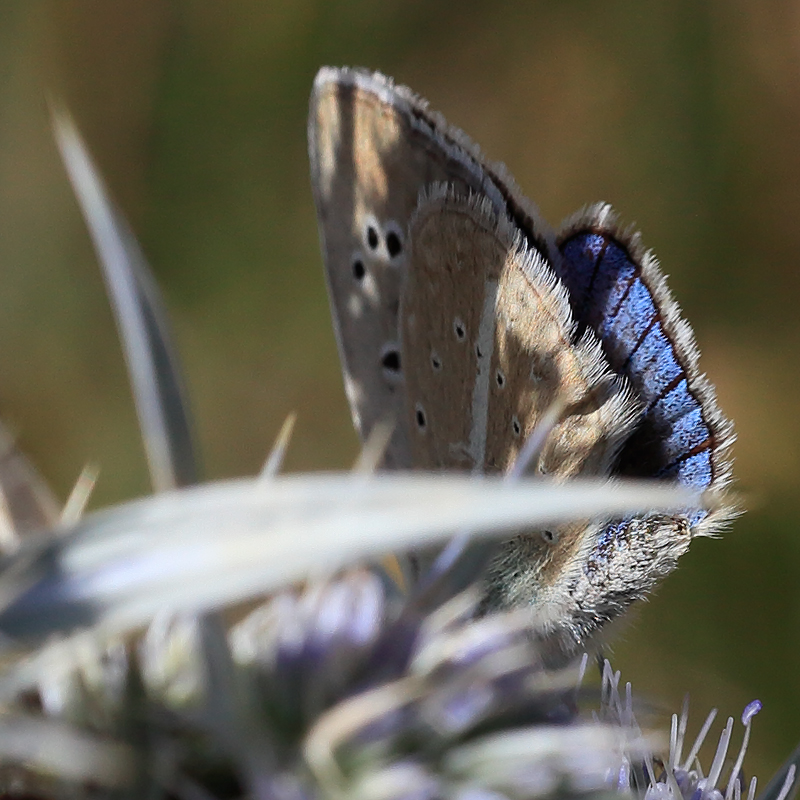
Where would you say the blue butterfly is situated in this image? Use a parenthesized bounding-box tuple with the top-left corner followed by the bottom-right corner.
(309, 67, 734, 656)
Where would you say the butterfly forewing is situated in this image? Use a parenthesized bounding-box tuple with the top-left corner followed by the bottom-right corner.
(309, 67, 554, 467)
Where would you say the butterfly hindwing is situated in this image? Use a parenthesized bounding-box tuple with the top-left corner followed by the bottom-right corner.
(402, 187, 638, 478)
(557, 204, 734, 533)
(404, 191, 680, 657)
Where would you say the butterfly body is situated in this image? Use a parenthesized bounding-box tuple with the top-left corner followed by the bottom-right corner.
(308, 67, 734, 657)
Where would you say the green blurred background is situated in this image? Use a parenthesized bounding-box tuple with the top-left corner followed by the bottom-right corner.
(1, 0, 798, 781)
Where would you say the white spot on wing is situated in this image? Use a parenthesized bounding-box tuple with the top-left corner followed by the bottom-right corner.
(347, 293, 364, 318)
(351, 270, 379, 306)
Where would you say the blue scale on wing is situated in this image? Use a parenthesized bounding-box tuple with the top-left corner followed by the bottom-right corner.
(558, 231, 715, 500)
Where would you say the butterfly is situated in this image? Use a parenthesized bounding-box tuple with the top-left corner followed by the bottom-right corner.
(308, 66, 734, 656)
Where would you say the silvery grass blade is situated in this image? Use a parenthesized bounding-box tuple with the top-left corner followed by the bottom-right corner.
(0, 421, 60, 547)
(51, 107, 198, 492)
(0, 473, 701, 645)
(0, 712, 135, 788)
(60, 464, 99, 527)
(441, 725, 652, 796)
(758, 741, 800, 800)
(259, 413, 297, 480)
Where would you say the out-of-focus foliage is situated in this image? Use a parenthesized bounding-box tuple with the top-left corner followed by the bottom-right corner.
(0, 0, 798, 783)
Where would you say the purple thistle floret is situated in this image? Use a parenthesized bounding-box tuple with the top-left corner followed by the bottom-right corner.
(596, 666, 792, 800)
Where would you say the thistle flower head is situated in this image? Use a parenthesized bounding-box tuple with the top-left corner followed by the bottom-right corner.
(22, 566, 653, 800)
